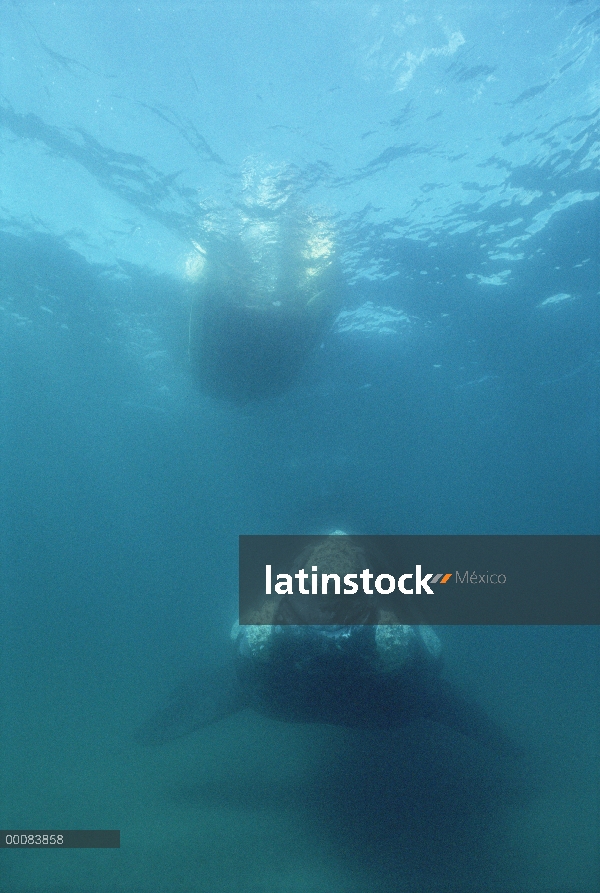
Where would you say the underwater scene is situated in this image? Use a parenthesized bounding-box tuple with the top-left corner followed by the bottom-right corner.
(1, 1, 599, 891)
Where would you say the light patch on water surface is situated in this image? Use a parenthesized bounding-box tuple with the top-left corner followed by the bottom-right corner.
(466, 270, 511, 286)
(538, 292, 575, 307)
(334, 301, 410, 335)
(393, 30, 466, 92)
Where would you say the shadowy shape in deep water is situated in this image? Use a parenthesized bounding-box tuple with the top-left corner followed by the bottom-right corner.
(136, 541, 521, 758)
(133, 660, 243, 746)
(168, 722, 536, 889)
(136, 620, 533, 890)
(134, 652, 521, 761)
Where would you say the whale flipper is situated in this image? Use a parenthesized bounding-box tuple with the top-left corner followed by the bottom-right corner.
(134, 660, 244, 746)
(402, 676, 520, 758)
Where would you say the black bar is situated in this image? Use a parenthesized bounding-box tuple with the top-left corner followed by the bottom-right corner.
(239, 535, 600, 625)
(1, 831, 120, 848)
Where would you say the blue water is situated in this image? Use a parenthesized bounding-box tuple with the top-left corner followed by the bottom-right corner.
(1, 2, 599, 891)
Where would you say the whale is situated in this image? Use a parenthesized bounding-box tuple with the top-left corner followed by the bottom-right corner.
(134, 627, 519, 760)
